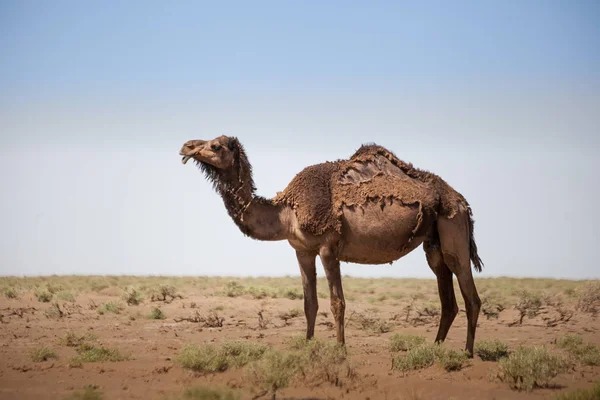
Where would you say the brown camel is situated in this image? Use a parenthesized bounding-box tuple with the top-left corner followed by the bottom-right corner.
(180, 135, 484, 356)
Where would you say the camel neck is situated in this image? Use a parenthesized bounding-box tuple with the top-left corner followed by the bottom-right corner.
(216, 170, 287, 241)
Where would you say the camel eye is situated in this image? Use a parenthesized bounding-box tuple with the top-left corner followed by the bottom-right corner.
(211, 144, 221, 151)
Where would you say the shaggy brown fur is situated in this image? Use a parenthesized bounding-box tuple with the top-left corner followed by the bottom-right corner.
(273, 144, 482, 269)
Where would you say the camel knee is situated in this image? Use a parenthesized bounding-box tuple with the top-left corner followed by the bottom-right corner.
(447, 303, 459, 319)
(330, 298, 345, 319)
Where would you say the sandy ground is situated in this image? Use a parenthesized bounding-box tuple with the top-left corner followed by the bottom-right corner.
(0, 277, 598, 400)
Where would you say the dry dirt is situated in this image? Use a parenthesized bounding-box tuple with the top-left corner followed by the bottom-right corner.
(0, 276, 598, 400)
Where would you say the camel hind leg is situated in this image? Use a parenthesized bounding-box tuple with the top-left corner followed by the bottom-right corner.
(437, 209, 482, 357)
(424, 236, 458, 343)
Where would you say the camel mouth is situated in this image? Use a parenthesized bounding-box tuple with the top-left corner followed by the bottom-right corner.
(182, 155, 192, 164)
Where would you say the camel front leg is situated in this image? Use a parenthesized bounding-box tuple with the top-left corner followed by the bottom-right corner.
(296, 251, 318, 340)
(320, 247, 345, 345)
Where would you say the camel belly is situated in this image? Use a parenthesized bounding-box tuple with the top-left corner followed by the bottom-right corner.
(337, 200, 432, 264)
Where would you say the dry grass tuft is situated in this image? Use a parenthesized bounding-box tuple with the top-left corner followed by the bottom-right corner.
(556, 334, 600, 366)
(72, 343, 131, 363)
(30, 346, 58, 362)
(475, 339, 510, 361)
(150, 284, 182, 303)
(576, 282, 600, 315)
(498, 346, 568, 391)
(3, 286, 18, 299)
(97, 301, 124, 315)
(392, 344, 437, 371)
(513, 290, 542, 325)
(389, 334, 426, 352)
(149, 307, 166, 320)
(123, 287, 143, 306)
(35, 288, 53, 302)
(63, 385, 103, 400)
(177, 386, 240, 400)
(554, 382, 600, 400)
(177, 342, 268, 373)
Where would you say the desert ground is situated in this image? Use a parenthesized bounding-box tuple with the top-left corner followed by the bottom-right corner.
(0, 275, 598, 400)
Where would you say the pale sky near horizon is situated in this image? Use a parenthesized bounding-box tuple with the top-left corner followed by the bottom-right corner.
(1, 1, 599, 279)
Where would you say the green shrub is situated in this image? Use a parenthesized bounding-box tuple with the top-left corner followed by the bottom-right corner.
(498, 346, 568, 391)
(281, 288, 303, 300)
(30, 346, 58, 362)
(97, 301, 124, 315)
(389, 334, 426, 352)
(224, 281, 245, 298)
(556, 334, 600, 366)
(149, 307, 166, 320)
(437, 348, 469, 371)
(123, 287, 143, 305)
(514, 291, 542, 325)
(72, 344, 130, 363)
(60, 332, 97, 347)
(35, 288, 53, 302)
(554, 382, 600, 400)
(392, 344, 436, 371)
(247, 350, 304, 396)
(177, 342, 267, 373)
(56, 291, 76, 302)
(3, 287, 18, 299)
(64, 385, 103, 400)
(179, 386, 240, 400)
(475, 339, 510, 361)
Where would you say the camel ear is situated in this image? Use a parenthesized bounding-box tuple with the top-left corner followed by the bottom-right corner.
(227, 137, 239, 152)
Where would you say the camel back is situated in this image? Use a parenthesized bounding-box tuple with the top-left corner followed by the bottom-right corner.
(274, 144, 466, 236)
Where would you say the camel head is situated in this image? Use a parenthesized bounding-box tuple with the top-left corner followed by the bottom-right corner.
(180, 135, 237, 169)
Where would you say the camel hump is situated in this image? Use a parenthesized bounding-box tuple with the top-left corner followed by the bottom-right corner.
(274, 161, 342, 235)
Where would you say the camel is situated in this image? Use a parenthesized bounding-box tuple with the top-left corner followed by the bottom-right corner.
(179, 135, 484, 356)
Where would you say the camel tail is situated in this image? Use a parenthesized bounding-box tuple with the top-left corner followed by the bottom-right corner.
(467, 205, 484, 273)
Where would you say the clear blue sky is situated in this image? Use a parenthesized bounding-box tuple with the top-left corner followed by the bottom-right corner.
(1, 1, 599, 279)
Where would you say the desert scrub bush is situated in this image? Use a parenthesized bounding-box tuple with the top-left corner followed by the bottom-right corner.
(498, 346, 568, 391)
(97, 301, 124, 315)
(295, 338, 354, 385)
(391, 343, 469, 372)
(64, 385, 103, 400)
(576, 282, 600, 314)
(481, 295, 506, 319)
(3, 286, 18, 299)
(437, 348, 469, 371)
(60, 332, 97, 347)
(123, 287, 143, 305)
(224, 281, 245, 297)
(178, 386, 240, 400)
(556, 334, 600, 366)
(247, 286, 277, 299)
(475, 339, 510, 361)
(149, 307, 166, 320)
(392, 344, 437, 372)
(350, 312, 392, 334)
(45, 302, 65, 318)
(30, 346, 58, 362)
(247, 350, 304, 397)
(280, 287, 303, 300)
(150, 284, 181, 303)
(513, 290, 542, 325)
(72, 343, 131, 363)
(177, 342, 268, 373)
(35, 288, 53, 302)
(56, 290, 76, 302)
(89, 279, 109, 292)
(389, 334, 426, 352)
(554, 382, 600, 400)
